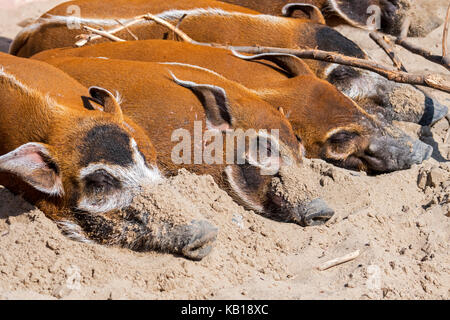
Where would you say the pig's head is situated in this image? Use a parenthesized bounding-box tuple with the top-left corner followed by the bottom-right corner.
(286, 75, 433, 174)
(170, 71, 334, 226)
(327, 0, 442, 37)
(0, 70, 219, 260)
(0, 85, 160, 222)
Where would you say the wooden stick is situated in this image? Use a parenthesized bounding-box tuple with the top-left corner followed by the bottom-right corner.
(393, 36, 450, 71)
(174, 14, 187, 41)
(115, 19, 139, 41)
(229, 46, 450, 93)
(370, 32, 407, 72)
(82, 25, 125, 43)
(443, 4, 450, 58)
(76, 16, 148, 46)
(318, 250, 360, 271)
(75, 14, 450, 94)
(142, 13, 197, 43)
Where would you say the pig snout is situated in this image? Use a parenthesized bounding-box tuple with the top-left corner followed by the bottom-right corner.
(363, 133, 432, 173)
(171, 220, 219, 261)
(291, 198, 335, 227)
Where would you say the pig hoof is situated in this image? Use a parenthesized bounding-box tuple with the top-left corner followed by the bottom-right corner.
(295, 199, 334, 226)
(181, 220, 218, 261)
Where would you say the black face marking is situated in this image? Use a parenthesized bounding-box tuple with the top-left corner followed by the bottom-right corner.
(239, 163, 265, 193)
(80, 124, 133, 167)
(314, 26, 366, 59)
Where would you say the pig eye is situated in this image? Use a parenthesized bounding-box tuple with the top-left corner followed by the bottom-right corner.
(329, 131, 358, 144)
(84, 169, 121, 193)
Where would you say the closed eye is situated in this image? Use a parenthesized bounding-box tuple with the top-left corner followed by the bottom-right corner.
(328, 131, 359, 144)
(84, 169, 121, 193)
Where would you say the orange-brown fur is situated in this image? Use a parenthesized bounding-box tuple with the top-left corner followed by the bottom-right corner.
(9, 0, 365, 77)
(37, 56, 309, 218)
(220, 0, 329, 18)
(33, 40, 377, 171)
(0, 53, 157, 220)
(9, 0, 256, 57)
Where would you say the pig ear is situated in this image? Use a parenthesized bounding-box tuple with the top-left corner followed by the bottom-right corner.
(169, 71, 232, 131)
(281, 3, 325, 24)
(88, 86, 124, 121)
(0, 143, 64, 196)
(328, 0, 382, 29)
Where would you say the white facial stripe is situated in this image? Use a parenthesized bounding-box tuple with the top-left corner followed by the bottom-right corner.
(225, 165, 264, 213)
(77, 186, 136, 214)
(323, 63, 339, 78)
(130, 138, 163, 184)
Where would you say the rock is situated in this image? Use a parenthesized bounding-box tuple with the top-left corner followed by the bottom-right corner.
(417, 169, 428, 190)
(52, 284, 72, 299)
(46, 239, 58, 251)
(428, 167, 446, 188)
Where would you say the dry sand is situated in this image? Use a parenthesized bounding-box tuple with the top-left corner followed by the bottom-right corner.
(0, 0, 449, 300)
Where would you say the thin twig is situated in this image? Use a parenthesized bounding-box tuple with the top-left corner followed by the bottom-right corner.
(174, 14, 187, 41)
(82, 25, 125, 43)
(444, 4, 450, 58)
(228, 46, 450, 93)
(318, 250, 360, 271)
(142, 13, 196, 43)
(393, 35, 450, 71)
(370, 32, 407, 72)
(75, 14, 450, 94)
(76, 16, 148, 46)
(115, 19, 138, 40)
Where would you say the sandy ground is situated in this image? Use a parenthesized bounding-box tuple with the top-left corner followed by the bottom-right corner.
(0, 0, 449, 300)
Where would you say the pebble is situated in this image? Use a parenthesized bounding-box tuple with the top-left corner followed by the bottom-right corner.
(428, 167, 446, 188)
(52, 284, 72, 299)
(46, 239, 58, 251)
(417, 170, 428, 190)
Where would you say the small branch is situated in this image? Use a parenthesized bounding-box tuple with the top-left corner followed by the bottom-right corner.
(82, 25, 125, 43)
(370, 32, 407, 72)
(74, 13, 450, 94)
(318, 250, 360, 271)
(174, 14, 188, 41)
(115, 19, 139, 40)
(444, 4, 450, 58)
(142, 13, 196, 43)
(76, 16, 148, 46)
(393, 36, 450, 71)
(229, 46, 450, 93)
